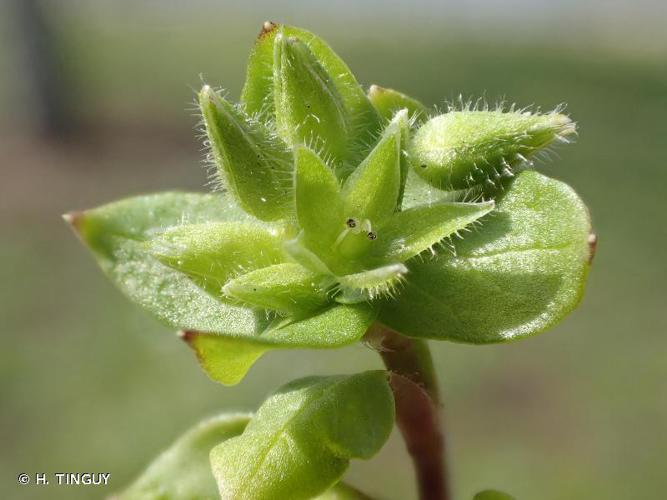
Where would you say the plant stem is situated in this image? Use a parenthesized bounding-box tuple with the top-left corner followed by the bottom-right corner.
(364, 323, 449, 500)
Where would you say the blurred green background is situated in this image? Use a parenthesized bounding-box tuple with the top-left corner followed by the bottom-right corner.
(1, 1, 665, 499)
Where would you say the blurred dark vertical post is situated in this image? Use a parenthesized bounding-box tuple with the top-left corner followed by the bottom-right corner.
(14, 0, 76, 140)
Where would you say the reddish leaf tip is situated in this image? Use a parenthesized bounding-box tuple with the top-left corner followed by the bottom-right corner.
(259, 21, 278, 38)
(587, 232, 598, 264)
(178, 330, 197, 345)
(368, 84, 385, 95)
(62, 211, 83, 231)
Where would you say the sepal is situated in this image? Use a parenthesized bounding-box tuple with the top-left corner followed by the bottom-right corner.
(199, 85, 293, 220)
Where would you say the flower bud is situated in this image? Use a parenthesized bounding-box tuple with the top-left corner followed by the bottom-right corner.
(409, 110, 576, 190)
(273, 33, 349, 164)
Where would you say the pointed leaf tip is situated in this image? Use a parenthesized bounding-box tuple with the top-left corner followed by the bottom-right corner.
(182, 331, 269, 386)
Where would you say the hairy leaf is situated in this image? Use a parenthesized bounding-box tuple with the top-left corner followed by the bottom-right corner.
(380, 171, 593, 342)
(199, 86, 293, 220)
(116, 413, 250, 500)
(210, 371, 394, 500)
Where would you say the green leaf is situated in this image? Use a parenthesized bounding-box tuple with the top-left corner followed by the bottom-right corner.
(368, 84, 428, 124)
(223, 263, 331, 316)
(241, 23, 381, 171)
(371, 200, 495, 264)
(273, 33, 350, 163)
(342, 112, 405, 226)
(473, 490, 516, 500)
(181, 332, 270, 386)
(380, 171, 593, 343)
(116, 413, 250, 500)
(65, 192, 260, 334)
(199, 86, 293, 221)
(148, 221, 286, 298)
(410, 110, 576, 190)
(210, 371, 394, 500)
(68, 192, 371, 385)
(183, 303, 376, 385)
(294, 145, 345, 256)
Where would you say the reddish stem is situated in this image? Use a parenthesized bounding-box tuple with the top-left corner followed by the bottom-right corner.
(364, 323, 450, 500)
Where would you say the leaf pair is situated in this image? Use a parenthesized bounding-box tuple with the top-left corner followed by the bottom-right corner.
(116, 372, 393, 500)
(67, 192, 377, 385)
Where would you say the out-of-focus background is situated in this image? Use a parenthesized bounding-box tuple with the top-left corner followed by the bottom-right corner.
(2, 1, 665, 499)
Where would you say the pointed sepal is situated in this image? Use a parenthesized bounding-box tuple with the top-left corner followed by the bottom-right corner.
(371, 200, 495, 264)
(199, 85, 293, 221)
(342, 111, 406, 225)
(294, 145, 345, 257)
